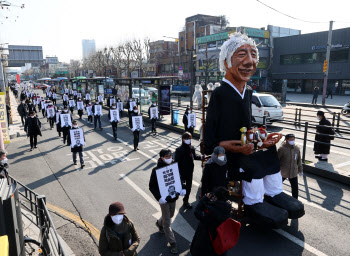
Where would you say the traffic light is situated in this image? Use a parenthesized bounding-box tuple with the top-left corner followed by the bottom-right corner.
(323, 60, 328, 73)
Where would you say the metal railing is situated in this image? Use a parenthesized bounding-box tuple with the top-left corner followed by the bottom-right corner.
(9, 176, 66, 256)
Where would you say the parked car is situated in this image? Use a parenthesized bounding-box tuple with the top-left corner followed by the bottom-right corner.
(36, 84, 50, 90)
(251, 93, 284, 124)
(132, 88, 151, 104)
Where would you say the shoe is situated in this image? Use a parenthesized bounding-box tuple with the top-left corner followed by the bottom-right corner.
(170, 243, 178, 254)
(99, 128, 103, 130)
(81, 164, 85, 168)
(136, 148, 139, 150)
(34, 146, 37, 148)
(30, 148, 33, 151)
(134, 149, 137, 151)
(155, 221, 164, 234)
(74, 162, 77, 165)
(183, 201, 192, 209)
(59, 134, 61, 137)
(320, 158, 328, 161)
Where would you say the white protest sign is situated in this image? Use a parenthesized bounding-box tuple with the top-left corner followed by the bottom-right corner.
(86, 106, 93, 116)
(70, 128, 85, 148)
(41, 101, 45, 109)
(188, 113, 196, 128)
(60, 114, 72, 128)
(69, 100, 76, 107)
(98, 95, 103, 103)
(150, 107, 158, 119)
(94, 105, 102, 116)
(73, 90, 77, 96)
(156, 163, 182, 199)
(46, 107, 55, 118)
(77, 93, 82, 98)
(26, 92, 31, 98)
(129, 101, 136, 111)
(85, 94, 91, 100)
(110, 109, 120, 122)
(63, 95, 68, 101)
(44, 103, 49, 110)
(52, 93, 57, 99)
(117, 102, 123, 111)
(131, 116, 144, 131)
(65, 89, 69, 94)
(109, 98, 116, 106)
(77, 102, 84, 110)
(56, 112, 61, 124)
(48, 92, 52, 98)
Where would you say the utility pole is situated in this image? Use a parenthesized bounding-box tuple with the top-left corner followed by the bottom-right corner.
(187, 49, 194, 109)
(322, 20, 333, 105)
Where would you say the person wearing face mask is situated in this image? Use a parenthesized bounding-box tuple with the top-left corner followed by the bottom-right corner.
(126, 98, 135, 128)
(77, 98, 84, 119)
(62, 93, 69, 108)
(117, 98, 123, 117)
(313, 111, 334, 162)
(148, 102, 158, 133)
(61, 107, 72, 145)
(69, 97, 75, 115)
(0, 149, 9, 179)
(182, 106, 194, 136)
(86, 100, 93, 124)
(46, 101, 56, 129)
(107, 95, 115, 108)
(67, 120, 85, 168)
(201, 146, 229, 195)
(278, 134, 302, 199)
(149, 149, 186, 254)
(108, 103, 119, 140)
(92, 102, 103, 130)
(99, 202, 140, 256)
(55, 107, 62, 137)
(27, 100, 36, 114)
(131, 106, 143, 151)
(24, 111, 42, 151)
(17, 100, 29, 125)
(175, 132, 202, 209)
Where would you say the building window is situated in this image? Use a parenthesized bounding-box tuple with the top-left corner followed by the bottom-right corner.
(196, 33, 200, 37)
(181, 37, 184, 41)
(181, 47, 185, 52)
(280, 50, 349, 65)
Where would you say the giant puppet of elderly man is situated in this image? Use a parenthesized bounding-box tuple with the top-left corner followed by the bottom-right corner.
(204, 33, 304, 228)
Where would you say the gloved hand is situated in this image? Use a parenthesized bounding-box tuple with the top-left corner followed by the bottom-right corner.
(159, 198, 167, 204)
(165, 196, 172, 202)
(180, 189, 186, 196)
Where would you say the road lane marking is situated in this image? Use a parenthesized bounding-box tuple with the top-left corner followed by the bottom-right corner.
(334, 161, 350, 168)
(120, 174, 195, 242)
(274, 229, 328, 256)
(283, 191, 332, 214)
(115, 137, 158, 163)
(306, 144, 350, 157)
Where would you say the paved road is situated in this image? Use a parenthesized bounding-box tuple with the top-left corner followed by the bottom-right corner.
(6, 90, 350, 256)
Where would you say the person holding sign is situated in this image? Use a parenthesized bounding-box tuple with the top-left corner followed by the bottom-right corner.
(175, 132, 202, 209)
(117, 98, 123, 118)
(107, 95, 116, 107)
(131, 106, 144, 151)
(97, 93, 104, 105)
(55, 107, 62, 137)
(52, 92, 57, 105)
(182, 106, 195, 136)
(108, 103, 120, 140)
(69, 97, 76, 115)
(148, 102, 158, 134)
(60, 107, 73, 145)
(67, 120, 85, 168)
(86, 101, 93, 124)
(24, 111, 42, 151)
(126, 98, 136, 128)
(149, 149, 186, 255)
(76, 98, 84, 119)
(92, 102, 103, 130)
(85, 92, 91, 105)
(62, 93, 69, 108)
(46, 102, 56, 130)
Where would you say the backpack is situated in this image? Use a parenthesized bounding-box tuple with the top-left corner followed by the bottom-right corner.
(209, 218, 241, 254)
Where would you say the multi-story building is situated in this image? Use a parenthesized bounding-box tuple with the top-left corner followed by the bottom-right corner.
(82, 39, 96, 59)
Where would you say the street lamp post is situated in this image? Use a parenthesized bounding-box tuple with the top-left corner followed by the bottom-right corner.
(186, 48, 195, 109)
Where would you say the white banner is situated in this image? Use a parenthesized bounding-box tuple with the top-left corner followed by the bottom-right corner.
(150, 107, 158, 119)
(98, 95, 104, 103)
(85, 94, 91, 100)
(70, 128, 85, 148)
(109, 98, 116, 106)
(188, 113, 196, 128)
(69, 100, 76, 107)
(26, 92, 31, 98)
(94, 105, 102, 116)
(52, 93, 57, 99)
(129, 101, 136, 111)
(86, 106, 93, 116)
(56, 112, 61, 124)
(77, 93, 82, 98)
(63, 95, 68, 101)
(44, 103, 49, 110)
(41, 101, 45, 109)
(109, 109, 120, 122)
(46, 107, 55, 118)
(60, 114, 72, 128)
(77, 102, 84, 110)
(117, 102, 123, 111)
(131, 116, 144, 131)
(47, 92, 52, 98)
(36, 97, 41, 105)
(65, 89, 69, 94)
(156, 163, 182, 199)
(73, 90, 77, 96)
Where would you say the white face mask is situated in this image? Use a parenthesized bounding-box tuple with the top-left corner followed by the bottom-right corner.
(30, 116, 35, 118)
(163, 158, 172, 165)
(317, 116, 321, 120)
(218, 156, 226, 161)
(134, 110, 138, 113)
(129, 99, 132, 101)
(58, 110, 62, 112)
(64, 110, 68, 113)
(184, 139, 191, 145)
(188, 110, 191, 114)
(112, 106, 116, 109)
(1, 158, 8, 164)
(111, 215, 124, 225)
(288, 140, 295, 146)
(73, 125, 78, 128)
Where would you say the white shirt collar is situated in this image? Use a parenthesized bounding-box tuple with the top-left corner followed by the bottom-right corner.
(222, 78, 246, 99)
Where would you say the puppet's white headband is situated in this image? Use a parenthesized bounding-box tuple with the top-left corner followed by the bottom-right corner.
(219, 32, 259, 72)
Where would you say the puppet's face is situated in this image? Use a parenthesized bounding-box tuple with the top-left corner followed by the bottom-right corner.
(227, 44, 257, 83)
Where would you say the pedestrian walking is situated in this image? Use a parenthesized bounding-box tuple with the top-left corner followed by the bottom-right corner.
(148, 102, 158, 133)
(17, 101, 28, 125)
(99, 202, 140, 256)
(201, 146, 228, 195)
(24, 111, 42, 151)
(190, 187, 233, 256)
(67, 120, 85, 168)
(27, 101, 36, 114)
(149, 149, 186, 254)
(108, 103, 119, 140)
(326, 88, 333, 99)
(76, 98, 84, 119)
(175, 132, 202, 209)
(55, 107, 62, 137)
(52, 92, 57, 105)
(182, 106, 194, 136)
(61, 107, 72, 145)
(107, 95, 115, 107)
(69, 97, 75, 115)
(126, 98, 135, 128)
(97, 93, 104, 105)
(86, 101, 93, 124)
(131, 106, 143, 151)
(314, 111, 334, 161)
(312, 86, 319, 104)
(92, 102, 103, 130)
(117, 98, 123, 117)
(46, 102, 56, 129)
(62, 93, 69, 108)
(278, 134, 302, 199)
(0, 149, 9, 179)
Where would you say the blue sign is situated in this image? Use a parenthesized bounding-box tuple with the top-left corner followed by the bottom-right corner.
(141, 80, 152, 84)
(104, 89, 112, 94)
(178, 66, 183, 71)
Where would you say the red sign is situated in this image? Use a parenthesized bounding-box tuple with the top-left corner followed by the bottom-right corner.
(16, 74, 20, 84)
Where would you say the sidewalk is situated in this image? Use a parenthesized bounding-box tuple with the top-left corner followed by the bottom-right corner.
(8, 91, 26, 139)
(286, 93, 349, 109)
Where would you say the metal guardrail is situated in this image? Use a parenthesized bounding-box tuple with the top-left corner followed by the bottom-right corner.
(9, 176, 66, 256)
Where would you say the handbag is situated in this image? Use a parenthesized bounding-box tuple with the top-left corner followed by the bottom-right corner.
(209, 218, 241, 255)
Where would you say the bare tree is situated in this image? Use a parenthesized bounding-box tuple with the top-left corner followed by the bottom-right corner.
(69, 60, 81, 78)
(219, 15, 229, 30)
(201, 43, 217, 85)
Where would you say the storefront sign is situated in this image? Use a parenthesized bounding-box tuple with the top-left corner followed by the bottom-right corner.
(197, 32, 228, 44)
(312, 44, 349, 50)
(245, 28, 269, 38)
(0, 93, 10, 144)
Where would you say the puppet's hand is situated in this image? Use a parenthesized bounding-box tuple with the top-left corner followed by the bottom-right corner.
(262, 133, 282, 148)
(219, 140, 253, 155)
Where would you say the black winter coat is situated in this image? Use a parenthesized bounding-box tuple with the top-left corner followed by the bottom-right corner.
(17, 103, 28, 116)
(175, 142, 201, 179)
(67, 127, 84, 153)
(314, 117, 333, 154)
(24, 117, 42, 136)
(201, 161, 228, 194)
(190, 196, 232, 256)
(130, 112, 143, 131)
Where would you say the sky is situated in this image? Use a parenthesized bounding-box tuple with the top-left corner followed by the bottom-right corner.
(1, 0, 350, 63)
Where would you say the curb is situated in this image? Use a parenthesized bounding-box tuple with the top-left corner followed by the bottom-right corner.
(287, 102, 343, 109)
(303, 163, 350, 186)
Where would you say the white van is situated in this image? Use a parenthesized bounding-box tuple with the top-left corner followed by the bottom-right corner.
(251, 93, 284, 124)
